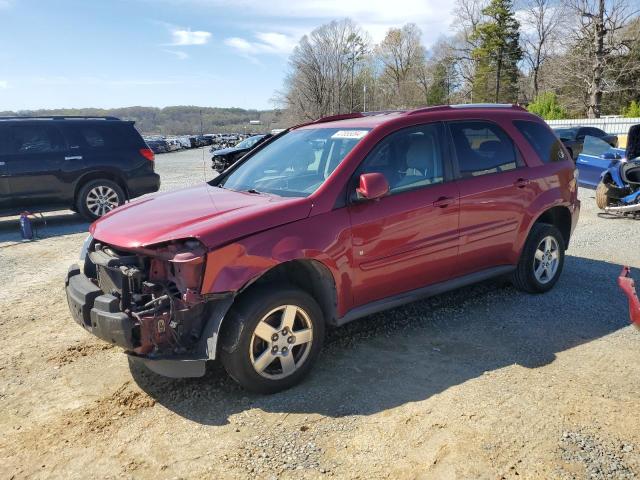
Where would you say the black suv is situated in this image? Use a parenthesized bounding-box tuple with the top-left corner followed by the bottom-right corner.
(0, 116, 160, 220)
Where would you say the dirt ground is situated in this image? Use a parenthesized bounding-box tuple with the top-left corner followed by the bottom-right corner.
(1, 148, 640, 479)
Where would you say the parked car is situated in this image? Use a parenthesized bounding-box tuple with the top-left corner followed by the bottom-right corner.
(65, 104, 579, 393)
(575, 135, 627, 188)
(553, 126, 618, 159)
(211, 134, 273, 172)
(145, 138, 169, 154)
(177, 136, 191, 149)
(0, 116, 160, 220)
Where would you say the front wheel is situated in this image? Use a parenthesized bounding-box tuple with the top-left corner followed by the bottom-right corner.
(511, 223, 565, 293)
(220, 285, 325, 394)
(595, 181, 613, 210)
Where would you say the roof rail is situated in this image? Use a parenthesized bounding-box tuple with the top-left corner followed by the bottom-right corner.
(312, 112, 364, 124)
(448, 103, 526, 110)
(406, 105, 452, 116)
(0, 115, 121, 121)
(407, 103, 526, 116)
(361, 110, 405, 116)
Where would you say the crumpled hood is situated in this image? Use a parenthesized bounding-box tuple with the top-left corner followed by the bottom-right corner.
(211, 146, 244, 156)
(90, 183, 312, 250)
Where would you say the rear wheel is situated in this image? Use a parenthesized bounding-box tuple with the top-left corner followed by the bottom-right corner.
(595, 181, 613, 210)
(76, 179, 125, 221)
(511, 223, 565, 293)
(220, 285, 324, 394)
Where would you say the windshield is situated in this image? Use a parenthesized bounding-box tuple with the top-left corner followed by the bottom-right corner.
(553, 128, 576, 140)
(582, 135, 617, 158)
(219, 128, 370, 197)
(236, 135, 263, 149)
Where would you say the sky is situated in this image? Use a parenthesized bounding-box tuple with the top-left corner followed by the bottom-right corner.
(0, 0, 456, 111)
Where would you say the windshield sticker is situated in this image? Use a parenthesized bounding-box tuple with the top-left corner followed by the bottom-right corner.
(331, 130, 369, 140)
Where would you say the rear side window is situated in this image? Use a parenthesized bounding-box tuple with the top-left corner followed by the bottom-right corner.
(81, 127, 107, 148)
(448, 121, 518, 177)
(514, 120, 566, 164)
(8, 125, 66, 154)
(78, 123, 144, 149)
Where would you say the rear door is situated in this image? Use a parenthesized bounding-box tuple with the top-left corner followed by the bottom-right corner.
(348, 122, 460, 307)
(448, 120, 534, 276)
(5, 123, 75, 206)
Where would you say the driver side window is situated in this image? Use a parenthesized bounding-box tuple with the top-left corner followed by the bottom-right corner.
(357, 123, 445, 194)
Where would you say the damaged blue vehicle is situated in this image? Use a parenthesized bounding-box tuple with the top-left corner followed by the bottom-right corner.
(588, 124, 640, 216)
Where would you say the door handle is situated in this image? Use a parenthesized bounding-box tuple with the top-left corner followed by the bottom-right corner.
(0, 161, 5, 166)
(514, 178, 530, 188)
(433, 196, 454, 208)
(64, 155, 83, 161)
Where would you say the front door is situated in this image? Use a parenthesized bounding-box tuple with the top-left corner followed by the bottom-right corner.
(348, 122, 460, 307)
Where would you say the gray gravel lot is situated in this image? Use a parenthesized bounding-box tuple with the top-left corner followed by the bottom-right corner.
(0, 148, 639, 479)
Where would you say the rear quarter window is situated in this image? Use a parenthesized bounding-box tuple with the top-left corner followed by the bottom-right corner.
(513, 120, 567, 164)
(78, 123, 144, 149)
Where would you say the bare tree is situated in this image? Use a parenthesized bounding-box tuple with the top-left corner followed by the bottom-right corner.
(279, 19, 368, 121)
(451, 0, 488, 100)
(376, 24, 426, 107)
(568, 0, 639, 117)
(519, 0, 563, 99)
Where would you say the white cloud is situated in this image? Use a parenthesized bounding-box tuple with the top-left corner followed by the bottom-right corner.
(0, 80, 8, 89)
(224, 32, 297, 56)
(179, 0, 455, 44)
(164, 49, 190, 60)
(170, 28, 211, 46)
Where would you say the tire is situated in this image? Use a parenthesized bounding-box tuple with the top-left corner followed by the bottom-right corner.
(511, 223, 565, 294)
(566, 148, 573, 160)
(76, 179, 125, 221)
(220, 285, 325, 394)
(595, 181, 613, 210)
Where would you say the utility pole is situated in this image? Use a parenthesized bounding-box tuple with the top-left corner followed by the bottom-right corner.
(363, 83, 367, 112)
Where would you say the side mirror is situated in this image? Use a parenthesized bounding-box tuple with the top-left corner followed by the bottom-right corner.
(355, 172, 389, 201)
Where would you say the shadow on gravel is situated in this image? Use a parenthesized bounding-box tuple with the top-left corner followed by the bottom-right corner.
(0, 211, 89, 244)
(131, 255, 631, 426)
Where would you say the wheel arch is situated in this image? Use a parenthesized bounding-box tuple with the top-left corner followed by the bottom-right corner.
(233, 258, 338, 326)
(530, 205, 573, 249)
(73, 170, 130, 203)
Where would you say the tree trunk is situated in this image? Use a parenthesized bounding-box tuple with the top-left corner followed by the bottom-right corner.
(588, 0, 606, 118)
(495, 47, 503, 103)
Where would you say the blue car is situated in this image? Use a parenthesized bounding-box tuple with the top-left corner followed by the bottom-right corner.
(575, 135, 626, 188)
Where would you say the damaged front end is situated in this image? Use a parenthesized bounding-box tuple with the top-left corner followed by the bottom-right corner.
(618, 266, 640, 329)
(65, 237, 233, 377)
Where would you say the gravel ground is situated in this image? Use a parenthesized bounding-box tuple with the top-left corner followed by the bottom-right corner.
(1, 148, 639, 479)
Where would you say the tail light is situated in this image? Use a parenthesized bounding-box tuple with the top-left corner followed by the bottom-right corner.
(139, 148, 155, 162)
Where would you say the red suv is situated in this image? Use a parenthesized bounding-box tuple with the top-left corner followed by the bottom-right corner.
(65, 104, 580, 393)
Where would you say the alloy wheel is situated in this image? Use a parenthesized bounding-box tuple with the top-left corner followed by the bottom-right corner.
(85, 185, 119, 217)
(249, 305, 314, 380)
(533, 235, 560, 284)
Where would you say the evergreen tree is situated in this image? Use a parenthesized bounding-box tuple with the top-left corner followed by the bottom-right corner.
(471, 0, 523, 103)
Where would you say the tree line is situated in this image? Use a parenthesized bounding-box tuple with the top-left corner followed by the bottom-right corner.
(278, 0, 640, 121)
(0, 106, 284, 135)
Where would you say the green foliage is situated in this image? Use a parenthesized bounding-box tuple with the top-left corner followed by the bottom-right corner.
(527, 92, 567, 120)
(471, 0, 522, 103)
(426, 61, 451, 106)
(623, 100, 640, 118)
(0, 106, 283, 135)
